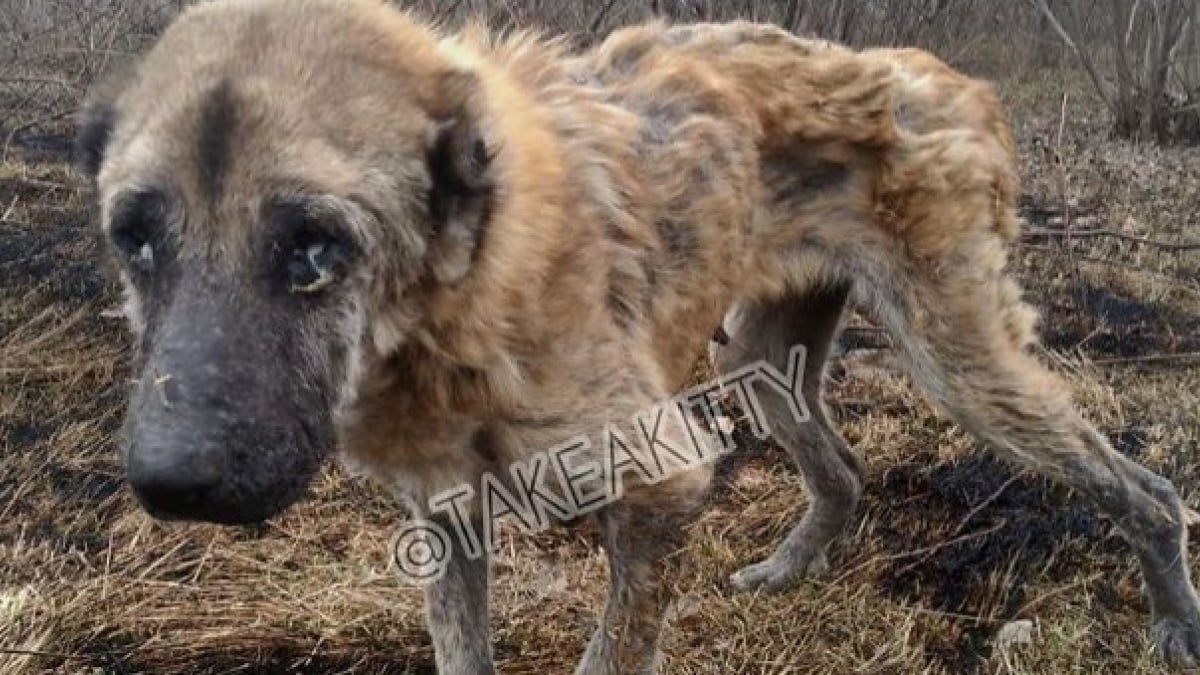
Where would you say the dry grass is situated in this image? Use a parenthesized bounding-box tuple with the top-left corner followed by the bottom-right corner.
(3, 28, 1200, 675)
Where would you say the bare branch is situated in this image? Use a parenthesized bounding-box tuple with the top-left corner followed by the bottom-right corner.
(1027, 0, 1118, 115)
(784, 0, 805, 33)
(588, 0, 621, 35)
(1022, 227, 1200, 252)
(0, 107, 73, 164)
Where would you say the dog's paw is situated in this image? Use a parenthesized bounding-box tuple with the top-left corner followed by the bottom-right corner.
(730, 550, 828, 593)
(1153, 616, 1200, 668)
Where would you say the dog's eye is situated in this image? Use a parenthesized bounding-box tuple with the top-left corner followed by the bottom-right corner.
(113, 224, 155, 272)
(286, 230, 351, 295)
(267, 198, 359, 297)
(109, 192, 165, 275)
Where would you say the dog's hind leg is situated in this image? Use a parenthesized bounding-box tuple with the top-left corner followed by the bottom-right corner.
(712, 282, 865, 591)
(871, 256, 1200, 667)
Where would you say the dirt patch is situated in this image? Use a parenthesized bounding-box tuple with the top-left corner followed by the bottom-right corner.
(1034, 279, 1200, 358)
(869, 452, 1123, 671)
(0, 174, 111, 320)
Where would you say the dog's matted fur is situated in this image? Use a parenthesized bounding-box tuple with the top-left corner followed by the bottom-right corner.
(77, 0, 1200, 671)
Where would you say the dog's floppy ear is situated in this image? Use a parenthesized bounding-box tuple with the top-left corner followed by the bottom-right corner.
(75, 99, 117, 183)
(75, 67, 132, 183)
(424, 70, 495, 285)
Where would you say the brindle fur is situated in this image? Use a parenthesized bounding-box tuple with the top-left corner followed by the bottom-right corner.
(78, 0, 1200, 671)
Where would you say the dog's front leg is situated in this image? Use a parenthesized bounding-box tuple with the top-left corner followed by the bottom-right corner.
(422, 516, 494, 675)
(575, 465, 711, 675)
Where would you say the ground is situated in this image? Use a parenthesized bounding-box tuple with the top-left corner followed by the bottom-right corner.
(1, 65, 1198, 674)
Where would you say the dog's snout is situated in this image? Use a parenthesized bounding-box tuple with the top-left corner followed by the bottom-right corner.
(126, 439, 223, 520)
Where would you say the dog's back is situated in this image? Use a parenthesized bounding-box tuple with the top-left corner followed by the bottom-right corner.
(543, 22, 1026, 386)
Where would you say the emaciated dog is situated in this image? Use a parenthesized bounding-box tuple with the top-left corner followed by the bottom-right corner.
(76, 0, 1200, 671)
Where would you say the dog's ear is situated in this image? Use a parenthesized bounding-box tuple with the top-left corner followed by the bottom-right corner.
(75, 67, 132, 183)
(75, 99, 117, 183)
(424, 70, 495, 285)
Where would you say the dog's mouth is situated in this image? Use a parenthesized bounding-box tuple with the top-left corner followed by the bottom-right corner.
(130, 476, 306, 525)
(122, 402, 334, 524)
(129, 476, 316, 525)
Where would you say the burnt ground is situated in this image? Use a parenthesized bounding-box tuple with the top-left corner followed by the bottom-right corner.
(2, 72, 1200, 675)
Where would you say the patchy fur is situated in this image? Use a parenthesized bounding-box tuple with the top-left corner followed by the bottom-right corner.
(79, 0, 1200, 671)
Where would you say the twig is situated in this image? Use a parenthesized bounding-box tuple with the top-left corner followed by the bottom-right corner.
(1023, 227, 1200, 252)
(433, 0, 464, 23)
(0, 76, 76, 90)
(1, 195, 18, 221)
(15, 177, 68, 191)
(0, 648, 84, 660)
(1, 108, 74, 164)
(1092, 352, 1200, 365)
(1019, 195, 1100, 221)
(1017, 571, 1105, 615)
(1051, 91, 1088, 308)
(886, 475, 1023, 580)
(588, 0, 621, 35)
(1026, 0, 1118, 115)
(1072, 254, 1200, 296)
(821, 520, 1009, 592)
(1056, 92, 1071, 235)
(950, 474, 1022, 538)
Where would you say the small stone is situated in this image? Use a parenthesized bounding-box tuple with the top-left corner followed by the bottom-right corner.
(994, 619, 1036, 652)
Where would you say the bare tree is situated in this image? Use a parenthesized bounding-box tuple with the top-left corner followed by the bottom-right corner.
(0, 0, 180, 151)
(10, 0, 1188, 151)
(1031, 0, 1200, 143)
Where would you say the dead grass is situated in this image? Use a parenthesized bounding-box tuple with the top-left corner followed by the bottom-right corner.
(1, 64, 1199, 675)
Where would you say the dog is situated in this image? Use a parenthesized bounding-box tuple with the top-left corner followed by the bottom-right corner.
(76, 0, 1200, 671)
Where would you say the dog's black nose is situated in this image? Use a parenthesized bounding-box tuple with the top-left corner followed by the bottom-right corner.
(126, 448, 222, 520)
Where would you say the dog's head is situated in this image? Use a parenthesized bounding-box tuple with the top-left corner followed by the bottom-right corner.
(78, 0, 502, 523)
